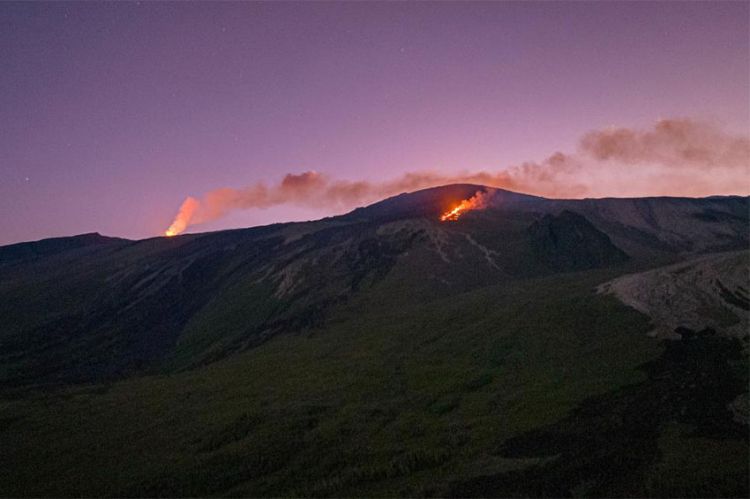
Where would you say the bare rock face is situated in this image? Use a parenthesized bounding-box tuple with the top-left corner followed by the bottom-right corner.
(598, 250, 749, 339)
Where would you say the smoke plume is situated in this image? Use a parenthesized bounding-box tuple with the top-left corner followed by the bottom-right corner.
(165, 118, 749, 235)
(580, 118, 749, 168)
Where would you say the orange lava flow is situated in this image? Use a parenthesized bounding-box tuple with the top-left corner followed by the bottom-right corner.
(440, 191, 489, 222)
(440, 202, 470, 221)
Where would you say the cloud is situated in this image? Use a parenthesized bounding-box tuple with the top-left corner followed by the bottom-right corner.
(580, 118, 749, 168)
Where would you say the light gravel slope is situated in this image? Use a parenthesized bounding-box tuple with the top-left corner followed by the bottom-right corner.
(599, 250, 749, 339)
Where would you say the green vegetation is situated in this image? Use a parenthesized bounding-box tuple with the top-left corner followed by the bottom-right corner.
(1, 271, 683, 497)
(450, 328, 749, 497)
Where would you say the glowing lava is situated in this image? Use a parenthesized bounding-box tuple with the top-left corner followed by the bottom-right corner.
(440, 191, 491, 222)
(440, 202, 470, 221)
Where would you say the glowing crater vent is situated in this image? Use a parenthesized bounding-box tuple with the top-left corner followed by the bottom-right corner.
(440, 190, 492, 222)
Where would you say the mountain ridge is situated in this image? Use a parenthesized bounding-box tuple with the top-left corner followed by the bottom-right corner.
(0, 184, 747, 389)
(0, 184, 747, 497)
(3, 184, 748, 250)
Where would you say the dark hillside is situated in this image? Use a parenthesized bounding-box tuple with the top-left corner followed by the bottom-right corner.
(0, 232, 130, 267)
(0, 185, 747, 496)
(528, 210, 630, 272)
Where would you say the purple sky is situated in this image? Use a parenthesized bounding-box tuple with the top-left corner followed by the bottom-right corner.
(1, 1, 748, 244)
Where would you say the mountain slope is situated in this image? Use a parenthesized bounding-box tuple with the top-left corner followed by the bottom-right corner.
(528, 210, 630, 271)
(1, 186, 747, 386)
(0, 185, 747, 497)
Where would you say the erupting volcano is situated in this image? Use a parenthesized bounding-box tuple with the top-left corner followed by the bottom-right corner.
(440, 190, 492, 222)
(163, 197, 200, 237)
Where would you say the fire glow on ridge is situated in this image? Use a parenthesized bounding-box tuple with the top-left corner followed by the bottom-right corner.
(440, 191, 491, 222)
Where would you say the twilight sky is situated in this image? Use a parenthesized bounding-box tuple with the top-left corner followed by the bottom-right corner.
(1, 1, 748, 244)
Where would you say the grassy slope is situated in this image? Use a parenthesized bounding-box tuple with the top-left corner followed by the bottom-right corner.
(1, 268, 669, 497)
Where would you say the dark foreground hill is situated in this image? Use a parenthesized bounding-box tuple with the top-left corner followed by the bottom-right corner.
(0, 185, 748, 497)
